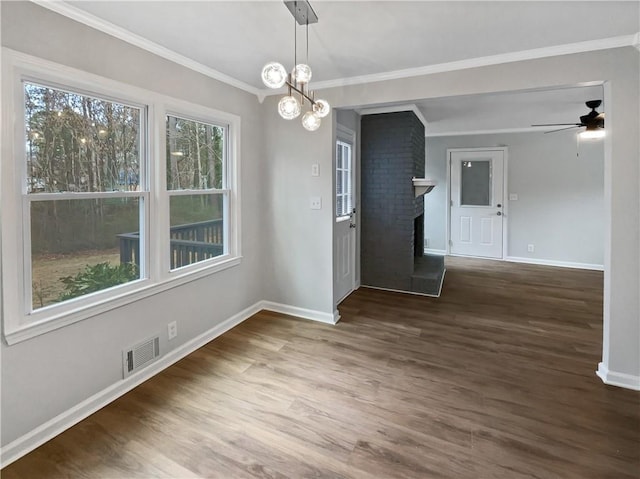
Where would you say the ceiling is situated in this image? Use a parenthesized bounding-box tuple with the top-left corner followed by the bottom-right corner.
(52, 1, 637, 134)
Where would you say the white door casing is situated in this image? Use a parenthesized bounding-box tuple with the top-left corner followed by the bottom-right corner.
(334, 125, 356, 304)
(449, 148, 506, 259)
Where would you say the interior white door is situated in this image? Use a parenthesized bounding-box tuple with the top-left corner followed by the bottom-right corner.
(449, 149, 504, 258)
(335, 133, 356, 303)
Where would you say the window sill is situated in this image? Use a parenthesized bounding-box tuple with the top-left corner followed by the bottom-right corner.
(3, 255, 242, 345)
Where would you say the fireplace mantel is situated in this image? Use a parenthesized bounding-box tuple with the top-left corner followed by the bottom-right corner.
(412, 177, 437, 197)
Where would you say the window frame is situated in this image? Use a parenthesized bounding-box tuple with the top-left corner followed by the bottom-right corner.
(1, 49, 241, 344)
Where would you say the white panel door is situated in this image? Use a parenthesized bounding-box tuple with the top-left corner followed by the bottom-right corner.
(334, 132, 356, 303)
(450, 149, 504, 258)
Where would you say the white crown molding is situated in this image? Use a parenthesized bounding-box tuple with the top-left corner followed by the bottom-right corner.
(31, 0, 262, 97)
(357, 104, 428, 130)
(26, 2, 640, 100)
(261, 33, 639, 96)
(427, 126, 557, 137)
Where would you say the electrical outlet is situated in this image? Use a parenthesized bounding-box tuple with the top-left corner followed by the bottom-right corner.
(168, 321, 177, 340)
(527, 244, 535, 253)
(425, 238, 430, 248)
(509, 193, 518, 201)
(310, 196, 322, 210)
(311, 164, 319, 177)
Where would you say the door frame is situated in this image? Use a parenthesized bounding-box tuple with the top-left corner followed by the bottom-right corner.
(446, 147, 509, 259)
(334, 123, 358, 305)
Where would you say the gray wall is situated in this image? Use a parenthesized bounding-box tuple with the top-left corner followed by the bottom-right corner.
(1, 2, 266, 447)
(261, 95, 335, 315)
(425, 131, 605, 266)
(319, 47, 639, 385)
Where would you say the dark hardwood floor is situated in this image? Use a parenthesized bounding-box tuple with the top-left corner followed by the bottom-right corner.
(3, 257, 639, 478)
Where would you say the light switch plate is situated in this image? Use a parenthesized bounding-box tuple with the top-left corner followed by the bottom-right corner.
(509, 193, 518, 201)
(311, 164, 319, 177)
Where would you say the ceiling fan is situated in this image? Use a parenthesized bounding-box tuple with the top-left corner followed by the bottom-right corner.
(532, 100, 605, 138)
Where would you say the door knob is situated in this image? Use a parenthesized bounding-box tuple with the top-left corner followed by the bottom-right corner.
(497, 204, 502, 208)
(497, 212, 502, 216)
(350, 223, 357, 228)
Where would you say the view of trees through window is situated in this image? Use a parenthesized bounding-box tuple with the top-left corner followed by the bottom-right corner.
(26, 83, 143, 309)
(25, 84, 228, 310)
(166, 116, 226, 269)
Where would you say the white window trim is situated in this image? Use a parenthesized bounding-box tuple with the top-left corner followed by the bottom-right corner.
(335, 135, 354, 221)
(1, 48, 242, 345)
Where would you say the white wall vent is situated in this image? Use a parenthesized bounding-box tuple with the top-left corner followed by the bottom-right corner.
(123, 336, 160, 378)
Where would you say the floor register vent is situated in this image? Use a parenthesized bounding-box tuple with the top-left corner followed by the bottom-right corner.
(123, 335, 160, 378)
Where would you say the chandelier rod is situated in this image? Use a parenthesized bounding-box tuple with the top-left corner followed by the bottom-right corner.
(285, 79, 316, 107)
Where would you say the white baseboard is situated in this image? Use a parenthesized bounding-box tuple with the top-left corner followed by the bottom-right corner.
(2, 300, 338, 468)
(424, 248, 447, 256)
(596, 362, 640, 391)
(505, 256, 604, 271)
(260, 300, 339, 325)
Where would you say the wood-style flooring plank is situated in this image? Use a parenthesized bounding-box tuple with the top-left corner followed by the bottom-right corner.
(2, 256, 638, 478)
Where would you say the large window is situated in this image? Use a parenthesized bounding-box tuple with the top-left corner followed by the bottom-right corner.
(1, 52, 240, 343)
(24, 83, 145, 310)
(166, 115, 227, 269)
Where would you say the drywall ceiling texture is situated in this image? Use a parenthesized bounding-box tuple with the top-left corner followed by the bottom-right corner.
(318, 46, 640, 387)
(424, 132, 604, 267)
(65, 1, 640, 89)
(0, 1, 267, 447)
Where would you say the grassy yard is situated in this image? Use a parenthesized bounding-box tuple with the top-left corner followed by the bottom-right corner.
(32, 249, 121, 309)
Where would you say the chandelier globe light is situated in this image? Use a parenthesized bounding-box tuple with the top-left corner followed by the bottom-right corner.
(293, 63, 312, 84)
(278, 95, 301, 120)
(302, 111, 321, 131)
(261, 62, 288, 89)
(261, 1, 329, 130)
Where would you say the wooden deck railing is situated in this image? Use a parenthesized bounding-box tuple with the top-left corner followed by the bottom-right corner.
(118, 219, 224, 270)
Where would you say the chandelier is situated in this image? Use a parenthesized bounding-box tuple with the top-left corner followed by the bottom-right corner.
(261, 1, 330, 131)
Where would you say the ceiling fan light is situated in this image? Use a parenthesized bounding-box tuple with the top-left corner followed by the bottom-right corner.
(313, 99, 330, 118)
(302, 111, 321, 131)
(278, 95, 301, 120)
(293, 64, 312, 84)
(261, 62, 287, 89)
(579, 128, 605, 140)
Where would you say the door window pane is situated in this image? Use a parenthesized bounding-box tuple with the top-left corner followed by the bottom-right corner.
(169, 194, 224, 269)
(30, 198, 141, 309)
(166, 116, 224, 190)
(336, 141, 352, 217)
(461, 160, 491, 206)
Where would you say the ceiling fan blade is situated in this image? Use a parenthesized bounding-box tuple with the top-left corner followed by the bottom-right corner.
(532, 123, 582, 127)
(544, 126, 581, 134)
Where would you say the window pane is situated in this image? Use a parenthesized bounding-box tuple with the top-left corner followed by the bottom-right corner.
(461, 160, 491, 206)
(166, 116, 224, 190)
(30, 198, 142, 309)
(24, 83, 141, 193)
(170, 194, 224, 269)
